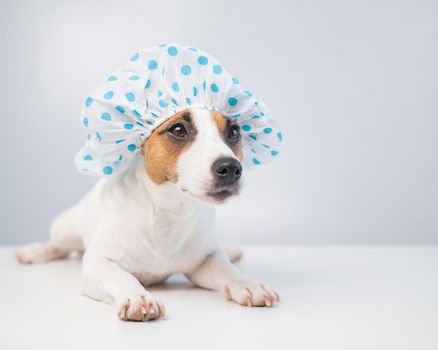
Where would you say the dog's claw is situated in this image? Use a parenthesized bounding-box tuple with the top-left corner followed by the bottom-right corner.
(158, 302, 166, 318)
(147, 302, 156, 314)
(246, 298, 253, 307)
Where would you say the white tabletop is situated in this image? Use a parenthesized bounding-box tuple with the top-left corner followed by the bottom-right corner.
(1, 246, 437, 350)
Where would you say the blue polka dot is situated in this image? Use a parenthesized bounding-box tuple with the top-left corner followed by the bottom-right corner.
(159, 43, 167, 47)
(251, 115, 260, 119)
(125, 92, 135, 102)
(157, 90, 163, 97)
(262, 143, 270, 149)
(232, 77, 239, 84)
(188, 47, 197, 52)
(271, 150, 279, 156)
(107, 75, 117, 81)
(85, 97, 93, 107)
(277, 132, 283, 141)
(244, 90, 253, 97)
(104, 91, 114, 100)
(159, 99, 169, 108)
(127, 144, 136, 152)
(202, 81, 206, 91)
(210, 83, 219, 93)
(124, 123, 134, 130)
(249, 134, 257, 141)
(148, 59, 158, 70)
(96, 132, 102, 141)
(242, 124, 251, 132)
(129, 75, 140, 80)
(172, 82, 180, 92)
(114, 106, 125, 114)
(83, 154, 93, 161)
(186, 97, 192, 105)
(181, 65, 192, 75)
(133, 110, 141, 118)
(198, 56, 208, 65)
(263, 127, 273, 134)
(145, 79, 152, 89)
(212, 64, 223, 74)
(252, 158, 261, 165)
(101, 112, 111, 121)
(103, 166, 113, 175)
(130, 53, 139, 61)
(193, 86, 198, 96)
(171, 98, 178, 106)
(118, 154, 123, 161)
(167, 46, 178, 56)
(83, 117, 88, 127)
(228, 97, 238, 106)
(115, 138, 126, 144)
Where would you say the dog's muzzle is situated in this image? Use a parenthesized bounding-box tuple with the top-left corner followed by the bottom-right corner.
(206, 157, 242, 202)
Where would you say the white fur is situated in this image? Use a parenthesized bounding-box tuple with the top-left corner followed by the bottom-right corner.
(16, 108, 279, 321)
(176, 109, 238, 200)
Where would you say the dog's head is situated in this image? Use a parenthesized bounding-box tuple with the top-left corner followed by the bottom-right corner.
(142, 108, 243, 204)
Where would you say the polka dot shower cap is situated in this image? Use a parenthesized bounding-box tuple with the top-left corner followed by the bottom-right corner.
(75, 43, 282, 177)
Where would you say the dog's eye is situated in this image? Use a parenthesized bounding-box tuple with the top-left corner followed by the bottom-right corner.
(168, 123, 188, 138)
(227, 125, 241, 141)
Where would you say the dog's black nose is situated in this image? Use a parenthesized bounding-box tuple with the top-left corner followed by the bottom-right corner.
(212, 157, 242, 184)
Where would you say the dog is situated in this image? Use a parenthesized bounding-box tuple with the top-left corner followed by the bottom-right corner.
(16, 108, 279, 321)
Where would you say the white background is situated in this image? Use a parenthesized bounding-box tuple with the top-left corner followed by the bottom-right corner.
(1, 0, 437, 245)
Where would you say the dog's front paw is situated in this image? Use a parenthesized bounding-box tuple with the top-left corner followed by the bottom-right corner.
(117, 293, 166, 321)
(223, 280, 279, 307)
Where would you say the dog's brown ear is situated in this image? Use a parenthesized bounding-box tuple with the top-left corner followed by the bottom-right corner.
(142, 133, 176, 185)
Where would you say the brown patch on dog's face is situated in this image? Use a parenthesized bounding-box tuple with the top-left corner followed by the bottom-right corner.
(142, 110, 197, 184)
(210, 111, 243, 161)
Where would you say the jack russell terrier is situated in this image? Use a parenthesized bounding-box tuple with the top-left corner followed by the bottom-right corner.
(16, 108, 279, 321)
(16, 44, 281, 321)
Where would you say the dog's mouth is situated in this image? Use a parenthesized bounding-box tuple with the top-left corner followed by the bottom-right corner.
(204, 184, 240, 203)
(181, 184, 240, 204)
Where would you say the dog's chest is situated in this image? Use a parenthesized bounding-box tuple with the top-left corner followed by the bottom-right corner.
(116, 205, 214, 281)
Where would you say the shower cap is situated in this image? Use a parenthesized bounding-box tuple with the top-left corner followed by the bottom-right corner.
(75, 43, 282, 177)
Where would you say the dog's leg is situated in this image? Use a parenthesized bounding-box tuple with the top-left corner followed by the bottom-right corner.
(16, 205, 84, 264)
(81, 255, 166, 321)
(186, 250, 279, 307)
